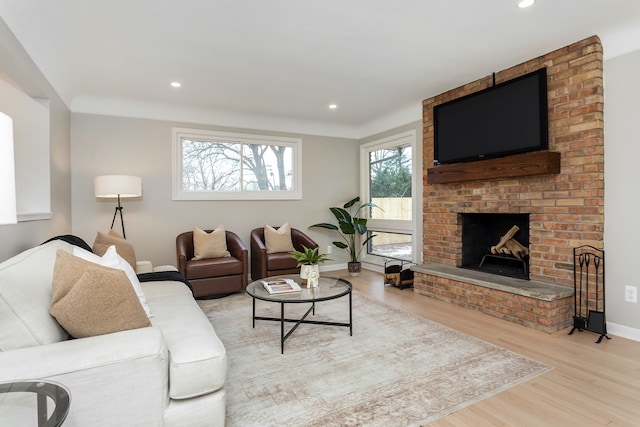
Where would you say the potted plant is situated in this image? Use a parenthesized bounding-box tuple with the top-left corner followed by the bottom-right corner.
(310, 196, 381, 277)
(290, 245, 331, 287)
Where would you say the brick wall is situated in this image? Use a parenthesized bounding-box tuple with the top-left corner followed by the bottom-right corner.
(421, 36, 604, 288)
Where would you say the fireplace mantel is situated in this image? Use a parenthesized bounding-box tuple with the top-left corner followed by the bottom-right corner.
(427, 150, 561, 184)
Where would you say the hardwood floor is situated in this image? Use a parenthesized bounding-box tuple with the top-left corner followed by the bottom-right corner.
(341, 269, 640, 426)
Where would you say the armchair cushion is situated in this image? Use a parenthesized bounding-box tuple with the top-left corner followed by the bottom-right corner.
(192, 226, 230, 260)
(186, 257, 244, 280)
(267, 252, 299, 271)
(264, 222, 295, 253)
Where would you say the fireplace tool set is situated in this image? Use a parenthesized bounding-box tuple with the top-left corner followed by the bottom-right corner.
(569, 245, 610, 343)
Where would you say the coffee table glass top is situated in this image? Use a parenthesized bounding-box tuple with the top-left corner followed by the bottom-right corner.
(0, 380, 70, 427)
(246, 275, 351, 303)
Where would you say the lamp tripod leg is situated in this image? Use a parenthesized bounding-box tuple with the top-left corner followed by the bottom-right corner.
(109, 194, 127, 239)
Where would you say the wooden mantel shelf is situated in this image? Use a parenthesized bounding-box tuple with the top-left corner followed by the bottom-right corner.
(427, 151, 561, 184)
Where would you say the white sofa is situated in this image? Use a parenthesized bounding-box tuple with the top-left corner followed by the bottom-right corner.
(0, 239, 227, 426)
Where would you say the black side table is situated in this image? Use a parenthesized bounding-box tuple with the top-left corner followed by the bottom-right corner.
(0, 380, 70, 427)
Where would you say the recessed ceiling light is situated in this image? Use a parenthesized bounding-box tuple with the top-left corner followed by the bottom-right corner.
(170, 82, 182, 88)
(518, 0, 535, 8)
(329, 104, 337, 109)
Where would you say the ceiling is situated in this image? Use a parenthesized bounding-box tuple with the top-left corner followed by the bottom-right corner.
(1, 0, 640, 137)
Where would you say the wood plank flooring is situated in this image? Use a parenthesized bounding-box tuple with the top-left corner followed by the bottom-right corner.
(340, 269, 640, 426)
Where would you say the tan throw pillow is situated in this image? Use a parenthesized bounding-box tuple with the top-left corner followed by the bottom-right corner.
(49, 250, 150, 338)
(192, 226, 230, 260)
(264, 222, 295, 253)
(72, 246, 152, 318)
(92, 230, 137, 270)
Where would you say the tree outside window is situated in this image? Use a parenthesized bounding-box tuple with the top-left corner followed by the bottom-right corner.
(172, 128, 301, 200)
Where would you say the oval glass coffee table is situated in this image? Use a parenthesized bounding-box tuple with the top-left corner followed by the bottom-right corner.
(246, 275, 352, 353)
(0, 380, 70, 426)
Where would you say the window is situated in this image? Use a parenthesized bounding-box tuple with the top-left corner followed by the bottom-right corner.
(360, 130, 417, 263)
(173, 128, 302, 200)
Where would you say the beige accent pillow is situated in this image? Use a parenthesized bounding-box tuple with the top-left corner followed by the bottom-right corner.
(49, 250, 150, 338)
(264, 222, 295, 253)
(92, 230, 137, 270)
(72, 245, 152, 318)
(192, 226, 230, 260)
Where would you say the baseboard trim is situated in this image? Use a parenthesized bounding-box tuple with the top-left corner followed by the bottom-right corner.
(319, 263, 347, 272)
(607, 322, 640, 342)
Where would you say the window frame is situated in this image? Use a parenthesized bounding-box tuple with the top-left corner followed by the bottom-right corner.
(172, 127, 302, 200)
(360, 129, 419, 264)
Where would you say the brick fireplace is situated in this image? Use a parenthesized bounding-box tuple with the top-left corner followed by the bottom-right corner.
(414, 36, 604, 333)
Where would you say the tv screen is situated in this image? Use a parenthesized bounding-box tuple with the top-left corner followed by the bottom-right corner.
(433, 68, 548, 165)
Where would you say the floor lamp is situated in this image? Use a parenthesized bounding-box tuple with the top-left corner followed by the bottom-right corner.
(94, 175, 142, 239)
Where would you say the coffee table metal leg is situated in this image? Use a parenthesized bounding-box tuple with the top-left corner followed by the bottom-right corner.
(349, 290, 353, 336)
(252, 297, 256, 328)
(280, 303, 285, 354)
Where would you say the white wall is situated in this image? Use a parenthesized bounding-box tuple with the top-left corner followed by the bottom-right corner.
(70, 113, 360, 268)
(604, 49, 640, 337)
(0, 18, 71, 262)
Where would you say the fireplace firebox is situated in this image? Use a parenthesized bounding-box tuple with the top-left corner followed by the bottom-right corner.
(461, 213, 530, 280)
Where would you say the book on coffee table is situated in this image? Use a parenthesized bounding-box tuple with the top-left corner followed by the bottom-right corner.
(261, 278, 301, 294)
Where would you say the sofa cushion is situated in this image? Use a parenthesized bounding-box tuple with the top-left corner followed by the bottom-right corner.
(0, 240, 72, 351)
(264, 222, 295, 253)
(141, 280, 227, 399)
(192, 226, 230, 260)
(50, 265, 151, 338)
(92, 230, 137, 270)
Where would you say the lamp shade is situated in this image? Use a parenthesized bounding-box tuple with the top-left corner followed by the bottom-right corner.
(94, 175, 142, 198)
(0, 112, 17, 225)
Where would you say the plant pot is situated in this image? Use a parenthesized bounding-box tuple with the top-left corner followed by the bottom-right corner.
(300, 264, 320, 287)
(348, 262, 361, 277)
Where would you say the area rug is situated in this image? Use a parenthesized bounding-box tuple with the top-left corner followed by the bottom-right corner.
(199, 291, 551, 426)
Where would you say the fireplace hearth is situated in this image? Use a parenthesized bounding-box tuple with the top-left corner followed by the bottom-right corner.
(461, 213, 530, 280)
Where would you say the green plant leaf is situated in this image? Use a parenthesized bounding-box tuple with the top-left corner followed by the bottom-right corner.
(338, 221, 356, 235)
(289, 245, 331, 266)
(361, 233, 376, 247)
(330, 207, 351, 224)
(309, 223, 338, 231)
(343, 196, 360, 209)
(309, 196, 383, 263)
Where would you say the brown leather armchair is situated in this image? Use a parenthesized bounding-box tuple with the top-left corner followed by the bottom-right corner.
(176, 230, 248, 298)
(250, 227, 318, 280)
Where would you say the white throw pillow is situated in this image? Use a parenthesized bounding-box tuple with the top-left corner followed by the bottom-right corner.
(72, 246, 152, 318)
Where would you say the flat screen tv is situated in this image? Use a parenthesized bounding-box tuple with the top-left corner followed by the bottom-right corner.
(433, 68, 548, 165)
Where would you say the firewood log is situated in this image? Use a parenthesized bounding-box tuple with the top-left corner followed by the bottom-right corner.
(494, 225, 520, 252)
